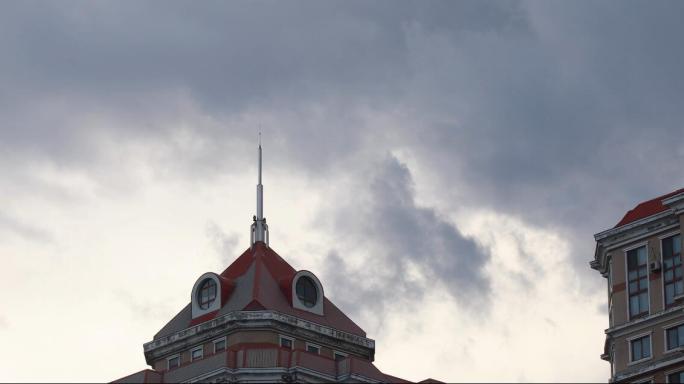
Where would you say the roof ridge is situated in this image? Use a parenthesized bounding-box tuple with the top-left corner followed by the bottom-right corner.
(615, 187, 684, 228)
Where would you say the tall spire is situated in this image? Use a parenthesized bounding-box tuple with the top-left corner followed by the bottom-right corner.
(251, 131, 268, 246)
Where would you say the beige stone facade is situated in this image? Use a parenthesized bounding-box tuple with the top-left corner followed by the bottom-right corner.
(592, 189, 684, 383)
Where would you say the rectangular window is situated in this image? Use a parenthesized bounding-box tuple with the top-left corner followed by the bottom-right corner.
(669, 371, 684, 383)
(214, 338, 226, 353)
(664, 234, 683, 307)
(630, 335, 651, 362)
(191, 347, 203, 361)
(167, 355, 180, 370)
(306, 343, 320, 354)
(627, 246, 649, 318)
(280, 336, 293, 349)
(667, 324, 684, 350)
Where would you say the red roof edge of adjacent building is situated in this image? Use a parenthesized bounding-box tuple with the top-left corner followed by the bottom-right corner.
(615, 188, 684, 228)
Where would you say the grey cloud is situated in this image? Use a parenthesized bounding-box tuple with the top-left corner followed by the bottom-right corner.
(322, 155, 490, 319)
(0, 211, 53, 243)
(1, 1, 683, 294)
(205, 221, 239, 266)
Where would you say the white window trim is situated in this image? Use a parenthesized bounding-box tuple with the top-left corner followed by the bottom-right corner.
(191, 346, 204, 361)
(659, 231, 681, 240)
(333, 351, 348, 361)
(627, 332, 653, 365)
(291, 270, 325, 316)
(633, 378, 654, 384)
(662, 236, 667, 310)
(191, 272, 222, 319)
(665, 367, 684, 383)
(167, 354, 181, 370)
(279, 335, 294, 350)
(305, 342, 321, 355)
(213, 336, 227, 354)
(662, 233, 683, 309)
(624, 243, 650, 321)
(663, 321, 684, 352)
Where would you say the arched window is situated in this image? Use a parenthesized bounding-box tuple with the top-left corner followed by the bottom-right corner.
(296, 276, 318, 308)
(197, 279, 217, 310)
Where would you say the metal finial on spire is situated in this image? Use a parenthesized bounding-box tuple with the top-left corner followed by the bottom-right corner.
(251, 129, 268, 246)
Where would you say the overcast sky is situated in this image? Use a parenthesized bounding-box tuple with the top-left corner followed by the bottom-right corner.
(2, 1, 684, 382)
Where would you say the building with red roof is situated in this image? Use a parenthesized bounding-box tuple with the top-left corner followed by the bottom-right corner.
(591, 188, 684, 383)
(113, 143, 431, 383)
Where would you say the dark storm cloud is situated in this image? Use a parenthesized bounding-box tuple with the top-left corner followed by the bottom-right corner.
(321, 155, 490, 317)
(0, 1, 523, 168)
(1, 0, 683, 290)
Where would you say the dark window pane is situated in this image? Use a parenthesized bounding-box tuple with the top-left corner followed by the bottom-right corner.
(628, 250, 638, 269)
(192, 348, 202, 360)
(666, 284, 675, 305)
(198, 279, 217, 310)
(665, 237, 674, 257)
(280, 337, 292, 349)
(669, 328, 678, 349)
(630, 297, 639, 316)
(643, 337, 651, 357)
(669, 372, 681, 384)
(639, 293, 648, 313)
(629, 282, 638, 292)
(632, 340, 641, 360)
(296, 277, 318, 308)
(215, 339, 226, 352)
(307, 345, 319, 354)
(628, 270, 637, 280)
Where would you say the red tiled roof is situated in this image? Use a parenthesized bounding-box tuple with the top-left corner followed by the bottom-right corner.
(615, 188, 684, 228)
(157, 242, 366, 338)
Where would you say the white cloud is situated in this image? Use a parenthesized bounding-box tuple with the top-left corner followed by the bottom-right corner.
(371, 210, 607, 382)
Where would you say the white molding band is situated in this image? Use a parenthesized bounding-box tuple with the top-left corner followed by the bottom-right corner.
(144, 310, 375, 353)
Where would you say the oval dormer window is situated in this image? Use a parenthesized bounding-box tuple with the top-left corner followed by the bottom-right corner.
(198, 278, 217, 310)
(296, 276, 318, 308)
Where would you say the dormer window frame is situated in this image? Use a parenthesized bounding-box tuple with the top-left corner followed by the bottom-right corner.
(291, 270, 324, 316)
(191, 272, 222, 319)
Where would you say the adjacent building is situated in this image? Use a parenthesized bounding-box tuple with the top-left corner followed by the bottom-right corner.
(592, 188, 684, 383)
(114, 144, 435, 383)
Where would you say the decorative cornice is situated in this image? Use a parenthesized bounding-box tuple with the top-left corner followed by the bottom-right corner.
(613, 353, 684, 382)
(594, 210, 674, 241)
(591, 212, 679, 274)
(144, 310, 375, 354)
(605, 305, 684, 337)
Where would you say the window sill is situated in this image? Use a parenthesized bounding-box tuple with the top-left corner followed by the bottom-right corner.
(628, 356, 653, 366)
(665, 346, 684, 354)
